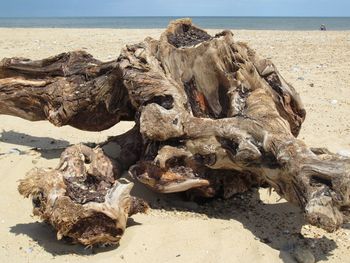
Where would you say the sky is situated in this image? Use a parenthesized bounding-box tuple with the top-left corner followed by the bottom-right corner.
(0, 0, 349, 17)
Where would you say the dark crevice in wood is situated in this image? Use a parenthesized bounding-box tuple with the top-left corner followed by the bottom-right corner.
(184, 77, 211, 117)
(193, 153, 217, 166)
(68, 213, 122, 241)
(310, 175, 333, 188)
(64, 175, 113, 204)
(165, 155, 187, 168)
(202, 169, 258, 199)
(167, 23, 212, 48)
(217, 84, 230, 118)
(144, 95, 174, 110)
(256, 146, 281, 169)
(218, 137, 239, 157)
(264, 72, 306, 137)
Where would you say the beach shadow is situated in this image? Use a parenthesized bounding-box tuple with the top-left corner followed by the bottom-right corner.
(0, 130, 70, 148)
(197, 190, 337, 263)
(10, 217, 140, 256)
(0, 130, 100, 159)
(129, 180, 337, 263)
(342, 222, 350, 230)
(0, 130, 70, 159)
(9, 172, 338, 261)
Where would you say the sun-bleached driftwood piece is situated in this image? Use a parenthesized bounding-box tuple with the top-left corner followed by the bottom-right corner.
(18, 144, 148, 246)
(1, 19, 350, 246)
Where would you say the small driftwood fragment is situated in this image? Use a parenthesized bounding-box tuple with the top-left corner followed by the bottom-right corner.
(18, 144, 148, 246)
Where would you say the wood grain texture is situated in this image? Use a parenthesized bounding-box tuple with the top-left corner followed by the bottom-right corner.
(1, 19, 349, 246)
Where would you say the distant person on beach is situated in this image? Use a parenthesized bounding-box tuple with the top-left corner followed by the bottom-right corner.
(320, 24, 327, 31)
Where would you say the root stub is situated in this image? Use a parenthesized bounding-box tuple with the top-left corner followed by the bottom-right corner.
(3, 18, 349, 247)
(18, 145, 148, 246)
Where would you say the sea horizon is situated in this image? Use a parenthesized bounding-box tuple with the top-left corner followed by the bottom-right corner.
(0, 16, 350, 30)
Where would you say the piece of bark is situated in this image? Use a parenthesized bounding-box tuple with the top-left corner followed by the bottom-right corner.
(1, 18, 349, 244)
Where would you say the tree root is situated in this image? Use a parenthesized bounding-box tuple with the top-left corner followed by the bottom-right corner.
(0, 18, 348, 246)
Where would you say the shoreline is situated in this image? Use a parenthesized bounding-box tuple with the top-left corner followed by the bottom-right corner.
(1, 27, 350, 31)
(1, 16, 350, 30)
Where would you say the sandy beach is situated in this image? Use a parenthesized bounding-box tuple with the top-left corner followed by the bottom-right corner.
(0, 28, 350, 262)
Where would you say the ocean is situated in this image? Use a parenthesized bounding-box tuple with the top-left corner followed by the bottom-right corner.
(0, 17, 349, 30)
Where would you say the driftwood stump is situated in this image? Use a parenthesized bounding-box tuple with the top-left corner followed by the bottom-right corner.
(1, 19, 349, 246)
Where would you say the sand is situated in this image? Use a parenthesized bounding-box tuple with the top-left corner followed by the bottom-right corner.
(0, 28, 350, 263)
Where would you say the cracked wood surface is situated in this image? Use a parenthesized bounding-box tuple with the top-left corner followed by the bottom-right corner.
(1, 19, 349, 246)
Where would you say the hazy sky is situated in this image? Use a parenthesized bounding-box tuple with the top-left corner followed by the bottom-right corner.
(0, 0, 349, 17)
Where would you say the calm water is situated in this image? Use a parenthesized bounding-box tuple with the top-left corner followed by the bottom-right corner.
(0, 17, 350, 30)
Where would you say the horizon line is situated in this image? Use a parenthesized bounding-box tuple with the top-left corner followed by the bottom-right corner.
(1, 15, 350, 19)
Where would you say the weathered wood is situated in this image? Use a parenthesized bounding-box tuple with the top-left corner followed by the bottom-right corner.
(0, 51, 134, 131)
(18, 144, 148, 246)
(1, 18, 349, 246)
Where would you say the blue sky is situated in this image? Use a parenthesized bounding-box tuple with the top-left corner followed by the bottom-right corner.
(0, 0, 349, 17)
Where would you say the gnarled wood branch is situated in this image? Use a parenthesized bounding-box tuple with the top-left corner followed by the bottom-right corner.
(0, 51, 134, 131)
(1, 18, 349, 246)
